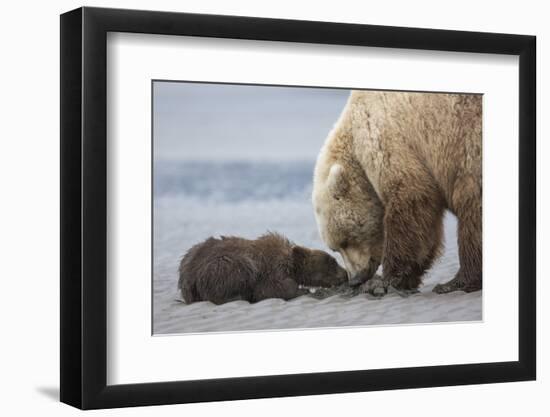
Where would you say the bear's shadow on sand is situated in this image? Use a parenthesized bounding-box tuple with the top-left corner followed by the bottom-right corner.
(175, 277, 426, 306)
(304, 280, 422, 301)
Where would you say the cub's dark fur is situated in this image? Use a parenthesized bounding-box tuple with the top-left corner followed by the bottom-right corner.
(178, 233, 347, 304)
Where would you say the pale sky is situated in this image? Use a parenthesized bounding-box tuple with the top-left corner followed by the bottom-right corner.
(153, 81, 350, 161)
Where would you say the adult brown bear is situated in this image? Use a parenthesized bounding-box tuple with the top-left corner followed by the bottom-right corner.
(312, 90, 482, 295)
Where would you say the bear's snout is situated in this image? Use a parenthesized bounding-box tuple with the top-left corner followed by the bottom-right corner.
(348, 258, 380, 287)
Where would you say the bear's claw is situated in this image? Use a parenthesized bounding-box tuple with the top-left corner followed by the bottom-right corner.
(433, 282, 461, 294)
(362, 276, 388, 298)
(388, 286, 420, 298)
(361, 276, 422, 298)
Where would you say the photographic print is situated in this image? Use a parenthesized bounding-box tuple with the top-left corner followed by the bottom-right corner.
(152, 81, 482, 335)
(61, 8, 535, 408)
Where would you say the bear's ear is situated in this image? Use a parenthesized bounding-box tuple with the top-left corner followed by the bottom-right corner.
(292, 246, 308, 267)
(327, 164, 348, 200)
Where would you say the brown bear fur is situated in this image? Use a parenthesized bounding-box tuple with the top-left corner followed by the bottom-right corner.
(178, 233, 348, 304)
(312, 90, 482, 294)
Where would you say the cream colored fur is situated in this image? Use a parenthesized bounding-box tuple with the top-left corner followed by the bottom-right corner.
(312, 90, 482, 293)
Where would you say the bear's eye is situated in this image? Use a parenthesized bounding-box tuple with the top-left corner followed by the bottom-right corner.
(340, 240, 349, 250)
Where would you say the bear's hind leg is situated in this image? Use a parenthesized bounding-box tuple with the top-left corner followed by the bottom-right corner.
(433, 179, 482, 294)
(432, 226, 482, 294)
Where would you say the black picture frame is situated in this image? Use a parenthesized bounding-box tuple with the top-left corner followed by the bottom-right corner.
(60, 6, 536, 410)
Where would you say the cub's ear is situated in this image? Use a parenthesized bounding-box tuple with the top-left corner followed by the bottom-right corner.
(292, 246, 309, 266)
(327, 164, 348, 200)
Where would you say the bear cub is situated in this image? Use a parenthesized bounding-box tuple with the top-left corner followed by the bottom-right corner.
(178, 232, 348, 305)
